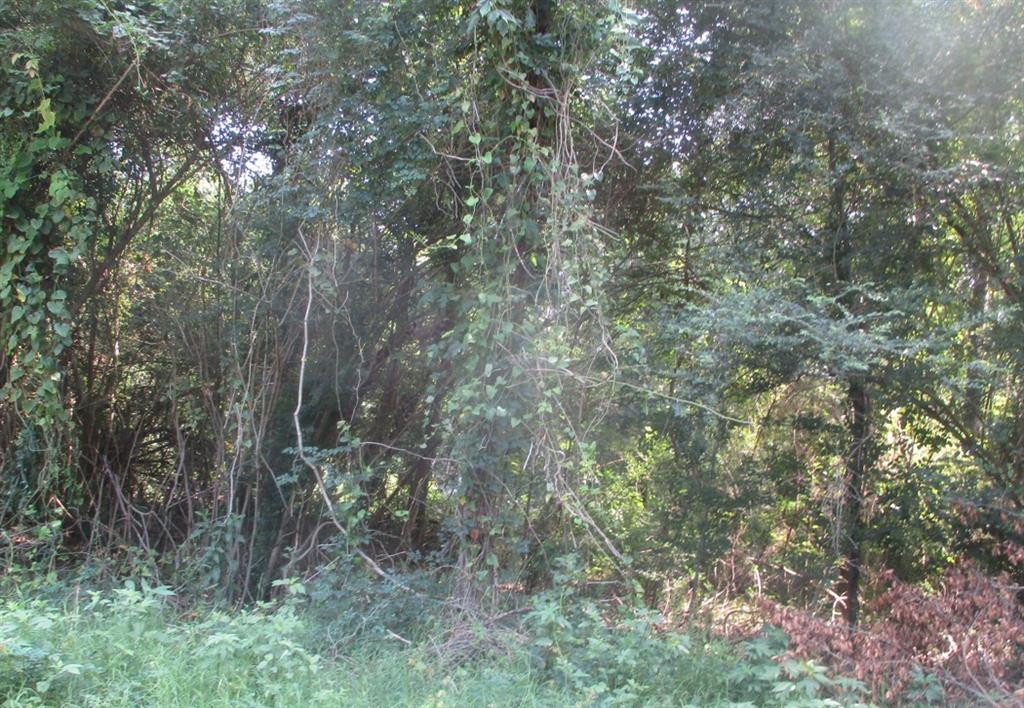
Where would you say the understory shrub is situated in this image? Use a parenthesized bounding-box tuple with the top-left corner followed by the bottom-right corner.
(763, 563, 1024, 704)
(525, 559, 867, 707)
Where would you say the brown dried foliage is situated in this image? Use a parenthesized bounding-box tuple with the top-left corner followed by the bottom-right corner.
(761, 564, 1024, 704)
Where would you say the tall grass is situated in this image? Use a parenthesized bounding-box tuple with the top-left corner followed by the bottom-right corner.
(0, 572, 866, 707)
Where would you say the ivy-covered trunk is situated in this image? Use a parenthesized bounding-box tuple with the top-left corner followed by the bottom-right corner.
(442, 0, 632, 608)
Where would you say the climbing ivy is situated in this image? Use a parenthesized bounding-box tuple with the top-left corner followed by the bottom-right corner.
(0, 46, 97, 505)
(1, 52, 91, 412)
(431, 0, 639, 601)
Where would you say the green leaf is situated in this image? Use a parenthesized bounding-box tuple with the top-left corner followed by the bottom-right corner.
(46, 300, 68, 317)
(49, 248, 70, 266)
(36, 98, 55, 133)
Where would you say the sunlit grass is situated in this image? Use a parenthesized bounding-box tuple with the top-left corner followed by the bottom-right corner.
(0, 585, 569, 707)
(0, 576, 866, 707)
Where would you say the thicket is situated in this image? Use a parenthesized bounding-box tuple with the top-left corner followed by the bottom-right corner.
(2, 0, 1023, 704)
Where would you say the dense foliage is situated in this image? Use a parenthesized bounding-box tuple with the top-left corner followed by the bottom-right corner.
(2, 0, 1022, 703)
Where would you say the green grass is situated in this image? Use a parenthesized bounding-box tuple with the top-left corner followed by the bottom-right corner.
(0, 576, 865, 707)
(0, 588, 564, 707)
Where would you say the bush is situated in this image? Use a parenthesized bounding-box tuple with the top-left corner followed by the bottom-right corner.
(763, 563, 1024, 704)
(524, 557, 864, 706)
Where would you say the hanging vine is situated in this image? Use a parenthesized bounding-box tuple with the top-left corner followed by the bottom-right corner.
(426, 0, 639, 606)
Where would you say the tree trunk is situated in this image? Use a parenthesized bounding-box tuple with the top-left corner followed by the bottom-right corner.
(827, 133, 872, 627)
(837, 378, 869, 626)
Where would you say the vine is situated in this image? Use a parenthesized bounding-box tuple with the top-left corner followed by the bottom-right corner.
(1, 49, 96, 511)
(430, 0, 639, 605)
